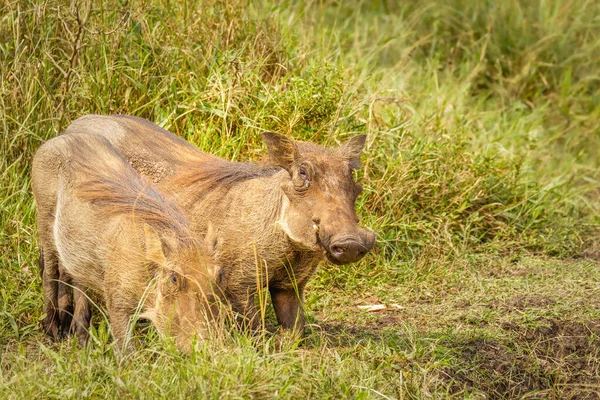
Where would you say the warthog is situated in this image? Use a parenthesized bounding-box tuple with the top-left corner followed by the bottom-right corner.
(32, 133, 219, 352)
(62, 114, 376, 333)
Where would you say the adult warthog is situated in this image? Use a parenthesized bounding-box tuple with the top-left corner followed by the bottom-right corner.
(63, 115, 375, 333)
(32, 134, 220, 352)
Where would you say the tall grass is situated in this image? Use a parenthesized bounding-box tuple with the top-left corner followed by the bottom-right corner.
(1, 0, 600, 397)
(288, 0, 600, 258)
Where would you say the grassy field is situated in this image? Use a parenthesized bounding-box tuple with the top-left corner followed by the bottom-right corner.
(1, 0, 600, 398)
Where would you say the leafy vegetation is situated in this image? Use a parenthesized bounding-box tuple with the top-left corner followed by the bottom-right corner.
(1, 0, 599, 398)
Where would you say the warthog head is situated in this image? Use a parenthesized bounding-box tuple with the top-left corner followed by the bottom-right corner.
(263, 132, 376, 265)
(143, 225, 219, 352)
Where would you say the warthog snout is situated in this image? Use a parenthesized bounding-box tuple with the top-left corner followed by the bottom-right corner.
(326, 230, 376, 264)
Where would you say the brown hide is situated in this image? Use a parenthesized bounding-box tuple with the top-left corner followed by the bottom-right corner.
(32, 134, 219, 352)
(63, 115, 375, 332)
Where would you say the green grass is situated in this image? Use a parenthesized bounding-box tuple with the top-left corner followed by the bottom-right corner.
(1, 0, 600, 398)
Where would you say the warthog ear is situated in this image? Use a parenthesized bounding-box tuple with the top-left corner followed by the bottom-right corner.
(262, 131, 298, 173)
(204, 222, 219, 257)
(143, 224, 167, 266)
(204, 222, 222, 282)
(338, 134, 367, 169)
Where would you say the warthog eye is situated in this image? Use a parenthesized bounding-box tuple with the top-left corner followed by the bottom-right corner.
(295, 161, 313, 189)
(169, 272, 178, 285)
(299, 165, 309, 183)
(299, 166, 307, 179)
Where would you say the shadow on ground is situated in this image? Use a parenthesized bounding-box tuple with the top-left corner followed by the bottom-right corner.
(444, 318, 600, 399)
(308, 311, 600, 399)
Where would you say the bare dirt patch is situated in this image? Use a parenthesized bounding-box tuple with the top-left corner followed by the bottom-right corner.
(446, 319, 600, 399)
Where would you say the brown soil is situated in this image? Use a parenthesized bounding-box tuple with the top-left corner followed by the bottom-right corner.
(446, 319, 600, 399)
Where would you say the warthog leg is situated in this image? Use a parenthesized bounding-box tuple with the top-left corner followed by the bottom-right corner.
(270, 286, 306, 334)
(71, 283, 91, 343)
(41, 247, 60, 340)
(57, 267, 73, 338)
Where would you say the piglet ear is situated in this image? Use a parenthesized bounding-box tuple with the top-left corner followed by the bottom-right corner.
(144, 224, 167, 266)
(338, 134, 367, 169)
(262, 132, 298, 173)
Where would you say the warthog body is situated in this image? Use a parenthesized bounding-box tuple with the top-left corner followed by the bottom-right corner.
(32, 134, 219, 352)
(63, 114, 375, 332)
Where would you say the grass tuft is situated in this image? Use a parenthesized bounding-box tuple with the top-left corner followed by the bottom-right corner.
(1, 0, 599, 397)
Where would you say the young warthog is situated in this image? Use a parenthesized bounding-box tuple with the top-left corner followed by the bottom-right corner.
(32, 134, 219, 352)
(63, 115, 376, 333)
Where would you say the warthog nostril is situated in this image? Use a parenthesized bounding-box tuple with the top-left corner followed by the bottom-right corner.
(331, 244, 345, 256)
